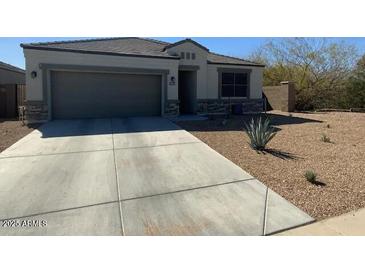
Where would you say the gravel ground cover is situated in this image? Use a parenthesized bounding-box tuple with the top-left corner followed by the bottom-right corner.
(176, 111, 365, 220)
(0, 119, 40, 153)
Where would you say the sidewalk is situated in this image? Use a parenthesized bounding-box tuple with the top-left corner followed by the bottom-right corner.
(277, 207, 365, 236)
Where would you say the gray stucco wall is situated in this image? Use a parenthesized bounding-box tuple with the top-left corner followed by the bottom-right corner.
(166, 42, 208, 99)
(166, 41, 263, 100)
(24, 49, 179, 102)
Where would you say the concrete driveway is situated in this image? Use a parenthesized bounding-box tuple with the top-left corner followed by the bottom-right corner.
(0, 117, 313, 235)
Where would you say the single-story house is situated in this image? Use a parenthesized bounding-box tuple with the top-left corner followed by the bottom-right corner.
(0, 61, 25, 85)
(21, 38, 265, 122)
(0, 61, 26, 118)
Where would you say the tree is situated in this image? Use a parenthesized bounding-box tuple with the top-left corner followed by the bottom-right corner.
(343, 55, 365, 108)
(249, 38, 359, 110)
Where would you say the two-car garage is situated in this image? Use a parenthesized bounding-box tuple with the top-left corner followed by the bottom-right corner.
(50, 70, 162, 119)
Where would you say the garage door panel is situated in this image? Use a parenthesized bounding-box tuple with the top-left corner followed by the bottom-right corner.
(51, 71, 161, 119)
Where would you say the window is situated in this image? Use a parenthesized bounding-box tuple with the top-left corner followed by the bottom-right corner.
(186, 52, 191, 60)
(221, 72, 248, 97)
(192, 53, 196, 60)
(180, 52, 185, 59)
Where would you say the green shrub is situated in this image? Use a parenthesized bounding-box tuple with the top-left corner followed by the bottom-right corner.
(321, 133, 331, 143)
(305, 170, 317, 183)
(244, 116, 277, 151)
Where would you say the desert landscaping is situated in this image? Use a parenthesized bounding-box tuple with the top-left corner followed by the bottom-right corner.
(177, 110, 365, 220)
(0, 119, 39, 153)
(1, 111, 364, 221)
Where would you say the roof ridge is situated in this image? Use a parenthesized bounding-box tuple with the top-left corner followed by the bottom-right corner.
(138, 37, 171, 45)
(209, 52, 263, 66)
(19, 37, 264, 66)
(164, 38, 209, 52)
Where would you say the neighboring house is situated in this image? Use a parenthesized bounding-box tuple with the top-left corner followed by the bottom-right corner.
(0, 61, 26, 118)
(0, 61, 25, 85)
(21, 38, 264, 122)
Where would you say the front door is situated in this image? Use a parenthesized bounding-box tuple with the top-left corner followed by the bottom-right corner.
(178, 71, 197, 114)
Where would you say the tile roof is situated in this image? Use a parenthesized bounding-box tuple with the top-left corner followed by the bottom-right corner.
(21, 37, 264, 67)
(21, 38, 175, 59)
(0, 61, 25, 73)
(208, 52, 264, 67)
(164, 38, 210, 52)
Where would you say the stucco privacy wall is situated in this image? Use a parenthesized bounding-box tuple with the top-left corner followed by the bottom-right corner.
(24, 49, 179, 101)
(263, 81, 295, 112)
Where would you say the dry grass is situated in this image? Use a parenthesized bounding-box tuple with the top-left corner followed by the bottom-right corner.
(0, 119, 40, 153)
(177, 111, 365, 220)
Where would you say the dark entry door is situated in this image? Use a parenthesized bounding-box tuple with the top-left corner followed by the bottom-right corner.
(178, 71, 197, 114)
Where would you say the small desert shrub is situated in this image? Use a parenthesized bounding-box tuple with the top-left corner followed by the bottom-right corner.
(305, 170, 317, 183)
(244, 116, 277, 151)
(321, 133, 331, 143)
(326, 124, 331, 128)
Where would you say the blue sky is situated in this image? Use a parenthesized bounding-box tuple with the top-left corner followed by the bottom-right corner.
(1, 37, 364, 69)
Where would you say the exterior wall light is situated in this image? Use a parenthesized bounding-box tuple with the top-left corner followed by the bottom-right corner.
(169, 76, 176, 85)
(31, 71, 37, 79)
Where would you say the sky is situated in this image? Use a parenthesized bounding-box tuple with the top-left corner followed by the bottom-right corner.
(1, 37, 364, 69)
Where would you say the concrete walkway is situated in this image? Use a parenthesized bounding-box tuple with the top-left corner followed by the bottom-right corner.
(277, 208, 365, 236)
(0, 117, 313, 235)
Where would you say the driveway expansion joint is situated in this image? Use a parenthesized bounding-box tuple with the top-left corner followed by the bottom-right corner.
(0, 148, 114, 160)
(111, 118, 126, 236)
(267, 219, 317, 235)
(262, 186, 269, 236)
(0, 200, 121, 222)
(0, 179, 257, 223)
(119, 177, 257, 203)
(0, 141, 203, 160)
(113, 140, 202, 151)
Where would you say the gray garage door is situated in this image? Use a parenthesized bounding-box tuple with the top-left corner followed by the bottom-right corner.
(51, 71, 162, 119)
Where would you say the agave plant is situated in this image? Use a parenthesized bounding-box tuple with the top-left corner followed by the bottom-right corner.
(244, 116, 277, 151)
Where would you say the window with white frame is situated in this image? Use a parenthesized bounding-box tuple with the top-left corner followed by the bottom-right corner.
(221, 72, 248, 97)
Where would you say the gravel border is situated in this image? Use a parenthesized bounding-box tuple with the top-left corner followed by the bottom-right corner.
(176, 111, 365, 220)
